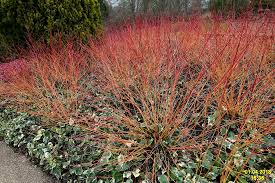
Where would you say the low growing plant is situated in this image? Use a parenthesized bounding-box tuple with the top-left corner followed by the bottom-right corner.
(0, 108, 102, 182)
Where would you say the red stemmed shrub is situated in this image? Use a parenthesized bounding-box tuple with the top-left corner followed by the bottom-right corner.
(0, 39, 97, 123)
(87, 15, 274, 182)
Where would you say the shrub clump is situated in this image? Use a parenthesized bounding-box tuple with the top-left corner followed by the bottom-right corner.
(0, 0, 102, 45)
(87, 16, 274, 182)
(0, 40, 98, 123)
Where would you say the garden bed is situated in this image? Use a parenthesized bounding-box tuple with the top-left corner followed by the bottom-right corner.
(0, 15, 274, 183)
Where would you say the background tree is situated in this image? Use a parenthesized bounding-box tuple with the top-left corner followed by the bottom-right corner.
(209, 0, 250, 17)
(192, 0, 202, 13)
(251, 0, 275, 12)
(99, 0, 111, 20)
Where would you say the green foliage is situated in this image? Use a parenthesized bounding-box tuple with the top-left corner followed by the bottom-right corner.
(0, 109, 101, 181)
(0, 33, 12, 62)
(98, 0, 109, 20)
(0, 0, 102, 45)
(26, 125, 101, 181)
(0, 108, 18, 138)
(0, 6, 20, 62)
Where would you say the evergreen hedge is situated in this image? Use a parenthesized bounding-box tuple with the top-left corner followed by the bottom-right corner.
(0, 0, 102, 52)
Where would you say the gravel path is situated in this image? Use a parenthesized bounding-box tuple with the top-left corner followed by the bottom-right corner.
(0, 141, 58, 183)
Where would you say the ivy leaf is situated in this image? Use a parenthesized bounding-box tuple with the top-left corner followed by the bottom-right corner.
(51, 167, 62, 178)
(44, 152, 51, 159)
(116, 162, 130, 171)
(228, 131, 236, 142)
(123, 171, 132, 178)
(111, 170, 123, 182)
(239, 176, 249, 183)
(148, 138, 154, 145)
(220, 127, 227, 135)
(158, 175, 169, 183)
(62, 161, 71, 168)
(171, 167, 184, 181)
(70, 167, 83, 175)
(100, 151, 112, 164)
(132, 169, 140, 178)
(202, 151, 214, 169)
(125, 179, 133, 183)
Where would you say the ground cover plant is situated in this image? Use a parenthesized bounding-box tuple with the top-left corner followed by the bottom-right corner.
(0, 13, 274, 183)
(0, 108, 104, 182)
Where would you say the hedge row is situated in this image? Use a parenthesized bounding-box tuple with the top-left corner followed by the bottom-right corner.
(0, 0, 103, 62)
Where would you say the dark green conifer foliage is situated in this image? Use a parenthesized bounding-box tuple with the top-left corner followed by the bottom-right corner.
(0, 0, 102, 45)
